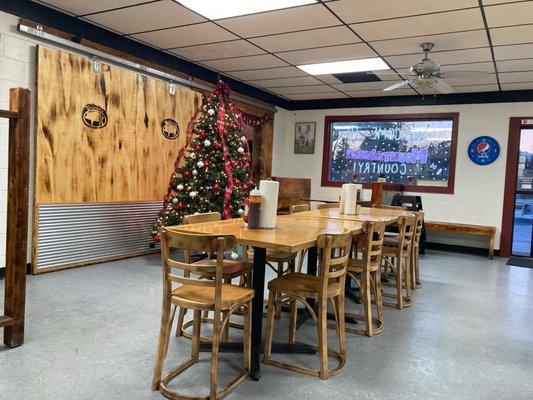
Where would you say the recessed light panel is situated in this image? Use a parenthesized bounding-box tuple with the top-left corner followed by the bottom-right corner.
(298, 58, 389, 75)
(177, 0, 317, 20)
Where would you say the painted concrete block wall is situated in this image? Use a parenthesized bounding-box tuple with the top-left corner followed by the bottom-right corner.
(272, 102, 533, 250)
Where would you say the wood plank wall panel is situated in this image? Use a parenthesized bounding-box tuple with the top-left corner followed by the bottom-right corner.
(35, 45, 202, 203)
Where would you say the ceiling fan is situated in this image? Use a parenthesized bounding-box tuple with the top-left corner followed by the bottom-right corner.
(379, 42, 492, 94)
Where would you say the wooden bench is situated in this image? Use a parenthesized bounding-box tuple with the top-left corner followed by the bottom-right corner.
(425, 221, 496, 259)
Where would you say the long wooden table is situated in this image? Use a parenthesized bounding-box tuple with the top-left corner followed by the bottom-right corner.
(168, 217, 363, 381)
(288, 206, 414, 224)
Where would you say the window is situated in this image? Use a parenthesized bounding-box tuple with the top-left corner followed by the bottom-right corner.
(321, 113, 458, 194)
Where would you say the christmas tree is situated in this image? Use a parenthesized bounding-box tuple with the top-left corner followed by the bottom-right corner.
(152, 82, 264, 241)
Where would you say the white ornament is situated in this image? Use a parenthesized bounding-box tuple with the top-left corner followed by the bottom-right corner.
(230, 252, 239, 260)
(242, 136, 246, 141)
(197, 161, 204, 168)
(204, 139, 211, 147)
(176, 184, 184, 191)
(237, 147, 244, 154)
(207, 109, 215, 116)
(190, 152, 196, 159)
(237, 208, 244, 215)
(189, 191, 197, 198)
(192, 169, 198, 176)
(172, 198, 179, 204)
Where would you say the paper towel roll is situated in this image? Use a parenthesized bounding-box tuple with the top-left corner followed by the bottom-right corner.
(343, 183, 358, 215)
(339, 184, 347, 212)
(259, 180, 279, 228)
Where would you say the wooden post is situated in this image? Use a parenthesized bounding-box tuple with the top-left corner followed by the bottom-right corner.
(3, 88, 31, 348)
(370, 182, 383, 206)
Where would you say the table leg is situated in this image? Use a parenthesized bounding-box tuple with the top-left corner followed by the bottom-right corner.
(250, 246, 266, 381)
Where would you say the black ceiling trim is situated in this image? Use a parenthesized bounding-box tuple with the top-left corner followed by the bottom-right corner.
(0, 0, 292, 109)
(478, 0, 502, 91)
(285, 89, 533, 110)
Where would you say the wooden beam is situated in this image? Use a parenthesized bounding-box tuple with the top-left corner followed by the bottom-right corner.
(3, 88, 31, 348)
(0, 110, 20, 119)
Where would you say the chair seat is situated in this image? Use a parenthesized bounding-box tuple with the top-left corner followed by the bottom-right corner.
(171, 284, 254, 310)
(194, 259, 252, 278)
(347, 258, 380, 272)
(268, 273, 341, 298)
(384, 232, 399, 237)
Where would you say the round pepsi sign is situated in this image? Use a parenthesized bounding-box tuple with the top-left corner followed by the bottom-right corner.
(468, 136, 500, 165)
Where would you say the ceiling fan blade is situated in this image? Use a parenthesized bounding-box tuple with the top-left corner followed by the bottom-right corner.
(435, 79, 455, 94)
(442, 71, 493, 79)
(383, 80, 412, 91)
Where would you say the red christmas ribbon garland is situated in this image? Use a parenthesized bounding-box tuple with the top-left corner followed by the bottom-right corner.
(216, 100, 235, 219)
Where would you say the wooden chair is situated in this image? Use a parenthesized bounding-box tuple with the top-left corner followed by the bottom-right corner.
(344, 221, 386, 336)
(317, 202, 339, 209)
(381, 215, 416, 309)
(263, 231, 352, 380)
(152, 230, 254, 400)
(176, 212, 252, 341)
(411, 211, 424, 290)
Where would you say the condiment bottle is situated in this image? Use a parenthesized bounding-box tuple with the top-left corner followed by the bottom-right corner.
(247, 188, 262, 229)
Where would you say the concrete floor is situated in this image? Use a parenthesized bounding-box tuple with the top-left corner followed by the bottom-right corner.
(1, 251, 532, 400)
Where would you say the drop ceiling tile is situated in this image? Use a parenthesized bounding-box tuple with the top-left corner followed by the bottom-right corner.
(490, 24, 533, 46)
(482, 0, 524, 4)
(227, 66, 307, 80)
(169, 40, 265, 61)
(270, 84, 332, 95)
(501, 82, 533, 90)
(351, 9, 484, 41)
(248, 26, 358, 53)
(497, 58, 533, 72)
(493, 43, 533, 60)
(484, 1, 533, 27)
(276, 43, 376, 65)
(345, 89, 417, 97)
(131, 22, 237, 48)
(370, 30, 489, 56)
(249, 76, 323, 88)
(201, 54, 288, 72)
(499, 71, 533, 83)
(451, 84, 499, 92)
(217, 4, 340, 38)
(37, 0, 146, 15)
(288, 92, 349, 100)
(84, 1, 205, 34)
(318, 74, 344, 84)
(332, 81, 402, 91)
(385, 48, 492, 69)
(445, 74, 497, 85)
(329, 0, 478, 23)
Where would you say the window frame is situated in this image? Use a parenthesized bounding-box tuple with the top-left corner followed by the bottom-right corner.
(321, 112, 459, 194)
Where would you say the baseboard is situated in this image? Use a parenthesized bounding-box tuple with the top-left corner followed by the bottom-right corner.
(0, 263, 32, 280)
(425, 242, 500, 257)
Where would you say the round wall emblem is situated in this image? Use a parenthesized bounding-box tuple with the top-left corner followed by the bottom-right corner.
(161, 119, 180, 140)
(82, 104, 108, 129)
(468, 136, 500, 165)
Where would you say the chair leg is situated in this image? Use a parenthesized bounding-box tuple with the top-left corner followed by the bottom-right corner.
(151, 300, 174, 391)
(209, 310, 221, 400)
(404, 254, 412, 304)
(373, 270, 384, 324)
(336, 292, 346, 357)
(415, 248, 421, 288)
(263, 290, 276, 362)
(318, 297, 328, 380)
(288, 299, 297, 344)
(361, 271, 372, 336)
(243, 301, 252, 372)
(175, 307, 187, 337)
(191, 310, 202, 361)
(275, 265, 284, 319)
(395, 257, 403, 309)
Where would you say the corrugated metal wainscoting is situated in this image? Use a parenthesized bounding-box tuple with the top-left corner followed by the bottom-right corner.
(34, 202, 161, 273)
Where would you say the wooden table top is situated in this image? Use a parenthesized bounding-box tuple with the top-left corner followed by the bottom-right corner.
(288, 207, 413, 224)
(167, 217, 363, 253)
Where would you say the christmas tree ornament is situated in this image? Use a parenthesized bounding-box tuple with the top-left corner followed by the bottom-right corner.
(190, 152, 196, 159)
(177, 183, 184, 190)
(207, 108, 215, 115)
(189, 191, 198, 198)
(192, 169, 198, 176)
(172, 198, 179, 204)
(204, 139, 211, 147)
(237, 208, 244, 215)
(197, 161, 204, 168)
(237, 147, 244, 154)
(230, 252, 239, 260)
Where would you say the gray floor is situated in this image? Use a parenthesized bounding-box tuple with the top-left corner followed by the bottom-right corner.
(1, 251, 532, 400)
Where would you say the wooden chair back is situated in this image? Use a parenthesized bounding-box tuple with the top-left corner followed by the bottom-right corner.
(160, 229, 237, 310)
(183, 211, 221, 225)
(316, 232, 352, 297)
(413, 211, 424, 248)
(289, 204, 310, 214)
(317, 203, 339, 210)
(372, 204, 407, 211)
(396, 215, 416, 254)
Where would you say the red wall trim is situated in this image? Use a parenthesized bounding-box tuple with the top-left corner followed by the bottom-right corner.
(500, 117, 533, 257)
(321, 113, 459, 194)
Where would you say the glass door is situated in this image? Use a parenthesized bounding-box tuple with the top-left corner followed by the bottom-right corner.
(512, 128, 533, 256)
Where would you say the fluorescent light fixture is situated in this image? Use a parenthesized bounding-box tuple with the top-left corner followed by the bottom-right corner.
(297, 58, 390, 75)
(177, 0, 317, 20)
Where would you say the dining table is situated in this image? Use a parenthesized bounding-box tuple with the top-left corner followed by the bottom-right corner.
(167, 216, 363, 381)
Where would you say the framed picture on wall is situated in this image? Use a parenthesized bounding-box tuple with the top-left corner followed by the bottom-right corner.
(294, 122, 316, 154)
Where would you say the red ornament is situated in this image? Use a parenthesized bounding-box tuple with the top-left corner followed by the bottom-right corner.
(213, 183, 220, 192)
(177, 202, 184, 209)
(183, 171, 191, 177)
(194, 144, 201, 152)
(154, 234, 161, 243)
